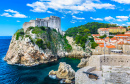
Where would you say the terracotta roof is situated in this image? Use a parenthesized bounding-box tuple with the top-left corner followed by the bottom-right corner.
(92, 34, 100, 36)
(111, 37, 117, 40)
(94, 37, 104, 41)
(115, 34, 130, 37)
(99, 45, 116, 48)
(106, 45, 116, 48)
(99, 45, 104, 47)
(118, 41, 124, 45)
(97, 43, 104, 45)
(99, 28, 109, 31)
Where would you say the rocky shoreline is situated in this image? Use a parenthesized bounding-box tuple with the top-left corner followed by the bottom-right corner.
(49, 62, 75, 83)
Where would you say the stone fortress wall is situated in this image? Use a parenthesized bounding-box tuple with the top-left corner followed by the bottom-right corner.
(75, 55, 130, 84)
(23, 16, 61, 33)
(88, 55, 130, 71)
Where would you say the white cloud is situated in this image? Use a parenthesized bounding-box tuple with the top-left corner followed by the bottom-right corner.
(47, 11, 53, 13)
(17, 20, 21, 22)
(72, 16, 85, 20)
(27, 0, 115, 14)
(119, 8, 125, 11)
(127, 22, 130, 25)
(112, 0, 130, 4)
(116, 19, 122, 22)
(104, 16, 115, 21)
(116, 16, 129, 21)
(1, 9, 27, 18)
(70, 20, 77, 23)
(90, 17, 103, 21)
(122, 24, 126, 26)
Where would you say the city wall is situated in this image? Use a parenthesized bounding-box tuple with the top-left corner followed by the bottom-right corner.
(88, 55, 130, 70)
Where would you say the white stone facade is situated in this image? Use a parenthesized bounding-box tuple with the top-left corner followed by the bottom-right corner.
(23, 16, 61, 33)
(98, 28, 109, 36)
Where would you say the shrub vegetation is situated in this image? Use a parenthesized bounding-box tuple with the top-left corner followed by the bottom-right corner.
(36, 39, 46, 49)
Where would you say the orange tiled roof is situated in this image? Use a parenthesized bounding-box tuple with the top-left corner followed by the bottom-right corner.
(118, 41, 124, 45)
(111, 37, 117, 40)
(92, 34, 100, 36)
(106, 45, 116, 48)
(94, 37, 104, 41)
(99, 45, 116, 48)
(99, 28, 109, 31)
(97, 43, 104, 45)
(99, 45, 104, 47)
(115, 34, 130, 37)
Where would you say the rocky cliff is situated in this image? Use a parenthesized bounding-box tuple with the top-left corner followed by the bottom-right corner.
(49, 62, 75, 83)
(66, 36, 91, 58)
(4, 26, 71, 66)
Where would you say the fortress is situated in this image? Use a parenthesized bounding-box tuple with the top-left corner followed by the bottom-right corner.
(75, 55, 130, 84)
(23, 16, 61, 33)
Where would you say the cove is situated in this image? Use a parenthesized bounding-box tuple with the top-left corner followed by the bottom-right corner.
(0, 38, 80, 84)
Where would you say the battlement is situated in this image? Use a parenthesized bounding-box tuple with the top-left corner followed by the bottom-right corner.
(23, 16, 61, 33)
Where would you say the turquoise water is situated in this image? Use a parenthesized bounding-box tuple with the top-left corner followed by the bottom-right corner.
(0, 36, 80, 84)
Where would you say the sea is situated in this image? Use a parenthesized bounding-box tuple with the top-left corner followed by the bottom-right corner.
(0, 36, 80, 84)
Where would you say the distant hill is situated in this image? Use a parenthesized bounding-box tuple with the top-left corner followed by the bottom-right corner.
(65, 22, 117, 37)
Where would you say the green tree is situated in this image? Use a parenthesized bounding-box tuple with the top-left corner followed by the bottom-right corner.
(36, 39, 46, 49)
(109, 36, 113, 38)
(91, 42, 98, 49)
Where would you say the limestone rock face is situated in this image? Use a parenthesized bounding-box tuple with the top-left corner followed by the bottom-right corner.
(49, 62, 75, 80)
(65, 79, 72, 83)
(66, 36, 91, 58)
(49, 70, 56, 75)
(4, 27, 69, 66)
(4, 36, 57, 66)
(77, 58, 89, 68)
(56, 62, 75, 79)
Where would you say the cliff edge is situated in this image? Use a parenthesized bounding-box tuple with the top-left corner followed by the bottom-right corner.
(4, 26, 71, 66)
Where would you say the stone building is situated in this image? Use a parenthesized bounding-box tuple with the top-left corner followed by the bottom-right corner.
(98, 28, 109, 36)
(23, 16, 61, 33)
(91, 45, 116, 55)
(123, 44, 130, 54)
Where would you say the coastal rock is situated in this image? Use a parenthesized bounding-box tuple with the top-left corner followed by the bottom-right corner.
(77, 58, 89, 68)
(49, 62, 75, 80)
(56, 62, 75, 79)
(49, 70, 56, 75)
(66, 36, 91, 58)
(4, 36, 56, 66)
(4, 26, 70, 66)
(65, 79, 72, 83)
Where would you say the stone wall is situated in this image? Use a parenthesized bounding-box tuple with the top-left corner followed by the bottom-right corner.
(23, 16, 61, 33)
(88, 55, 130, 71)
(75, 66, 96, 84)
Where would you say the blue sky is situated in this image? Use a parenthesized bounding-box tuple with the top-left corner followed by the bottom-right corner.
(0, 0, 130, 36)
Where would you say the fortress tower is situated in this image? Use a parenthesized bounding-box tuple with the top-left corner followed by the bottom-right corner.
(23, 16, 61, 33)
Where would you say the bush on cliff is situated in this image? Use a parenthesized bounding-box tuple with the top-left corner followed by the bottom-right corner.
(32, 26, 44, 34)
(15, 29, 24, 40)
(40, 26, 46, 31)
(63, 35, 72, 52)
(36, 39, 46, 49)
